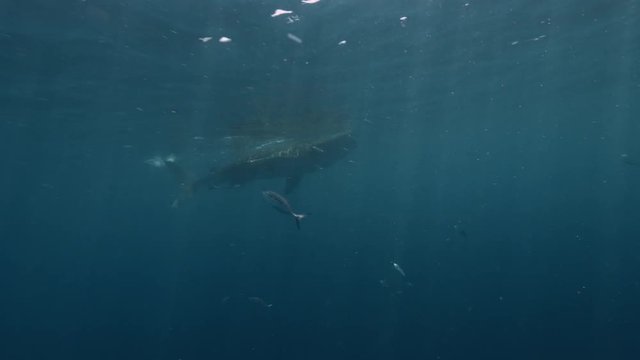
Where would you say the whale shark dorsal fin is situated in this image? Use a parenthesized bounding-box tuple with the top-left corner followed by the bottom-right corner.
(284, 175, 302, 194)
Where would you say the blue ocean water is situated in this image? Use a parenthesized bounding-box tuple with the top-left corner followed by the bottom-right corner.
(1, 0, 639, 359)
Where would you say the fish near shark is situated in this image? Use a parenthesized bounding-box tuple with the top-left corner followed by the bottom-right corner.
(262, 190, 307, 229)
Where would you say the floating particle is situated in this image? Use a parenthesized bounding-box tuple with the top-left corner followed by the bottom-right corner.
(302, 0, 321, 4)
(286, 15, 301, 23)
(219, 36, 232, 43)
(400, 16, 408, 27)
(272, 9, 293, 17)
(145, 156, 165, 168)
(198, 36, 213, 43)
(511, 40, 519, 45)
(338, 40, 347, 45)
(287, 33, 303, 44)
(400, 16, 408, 21)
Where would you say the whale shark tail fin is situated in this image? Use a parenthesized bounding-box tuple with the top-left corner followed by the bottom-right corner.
(160, 155, 197, 207)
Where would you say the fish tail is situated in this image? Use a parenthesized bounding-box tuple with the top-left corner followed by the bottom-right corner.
(293, 213, 306, 230)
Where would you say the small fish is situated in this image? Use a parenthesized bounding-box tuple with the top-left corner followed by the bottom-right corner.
(392, 262, 406, 277)
(248, 297, 273, 308)
(262, 190, 307, 230)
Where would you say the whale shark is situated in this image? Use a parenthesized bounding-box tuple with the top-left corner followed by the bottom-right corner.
(154, 128, 356, 206)
(193, 130, 356, 193)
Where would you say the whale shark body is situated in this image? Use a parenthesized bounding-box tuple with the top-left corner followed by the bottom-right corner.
(157, 129, 356, 205)
(194, 130, 356, 193)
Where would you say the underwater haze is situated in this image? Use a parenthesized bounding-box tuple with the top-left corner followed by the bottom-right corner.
(1, 0, 640, 359)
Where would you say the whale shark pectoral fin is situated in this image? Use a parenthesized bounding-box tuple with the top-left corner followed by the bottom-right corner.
(284, 175, 302, 194)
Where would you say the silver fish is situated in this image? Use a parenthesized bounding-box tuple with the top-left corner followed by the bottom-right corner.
(262, 190, 306, 230)
(392, 262, 406, 277)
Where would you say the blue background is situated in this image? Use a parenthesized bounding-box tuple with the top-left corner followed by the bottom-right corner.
(1, 0, 639, 359)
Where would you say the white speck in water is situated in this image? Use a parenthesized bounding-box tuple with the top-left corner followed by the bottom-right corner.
(286, 15, 301, 24)
(145, 156, 165, 168)
(198, 36, 213, 43)
(219, 36, 232, 43)
(338, 40, 347, 45)
(272, 9, 293, 17)
(287, 33, 303, 44)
